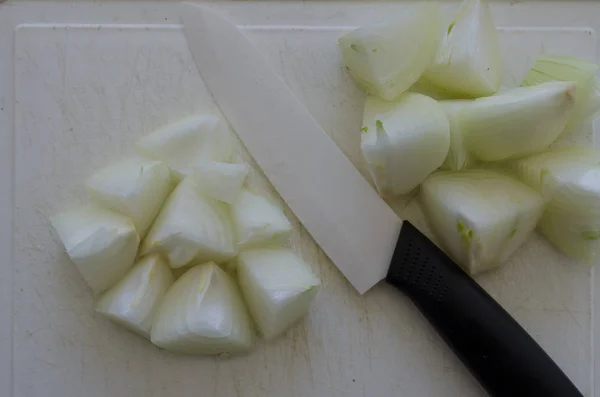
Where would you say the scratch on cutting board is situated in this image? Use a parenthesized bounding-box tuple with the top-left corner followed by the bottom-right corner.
(211, 360, 220, 396)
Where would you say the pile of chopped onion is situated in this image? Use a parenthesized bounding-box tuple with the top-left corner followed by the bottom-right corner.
(340, 0, 600, 271)
(51, 112, 320, 355)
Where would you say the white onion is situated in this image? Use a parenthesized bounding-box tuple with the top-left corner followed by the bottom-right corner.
(141, 177, 236, 268)
(237, 249, 320, 339)
(96, 254, 174, 339)
(440, 99, 474, 171)
(136, 114, 233, 180)
(190, 161, 249, 204)
(522, 55, 600, 133)
(231, 188, 292, 248)
(151, 262, 253, 355)
(510, 147, 600, 262)
(361, 93, 450, 196)
(338, 2, 441, 100)
(85, 156, 173, 237)
(459, 82, 577, 162)
(51, 207, 140, 294)
(422, 0, 502, 98)
(420, 170, 544, 274)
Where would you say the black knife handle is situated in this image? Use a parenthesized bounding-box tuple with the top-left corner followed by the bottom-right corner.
(386, 221, 583, 397)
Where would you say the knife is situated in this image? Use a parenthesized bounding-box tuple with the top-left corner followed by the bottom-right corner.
(180, 4, 584, 397)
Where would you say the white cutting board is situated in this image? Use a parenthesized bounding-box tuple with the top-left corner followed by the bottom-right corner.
(1, 1, 600, 397)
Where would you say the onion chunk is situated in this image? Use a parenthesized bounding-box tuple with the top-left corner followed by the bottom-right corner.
(231, 189, 292, 248)
(190, 161, 249, 204)
(237, 249, 320, 339)
(361, 93, 450, 196)
(338, 2, 441, 100)
(85, 156, 173, 237)
(420, 170, 544, 274)
(136, 114, 233, 180)
(510, 147, 600, 262)
(96, 254, 174, 339)
(151, 262, 253, 355)
(460, 82, 577, 162)
(422, 0, 502, 98)
(141, 177, 236, 268)
(51, 207, 140, 294)
(522, 54, 600, 133)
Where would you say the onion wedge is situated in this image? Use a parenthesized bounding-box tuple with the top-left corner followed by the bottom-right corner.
(231, 189, 292, 248)
(141, 177, 236, 268)
(510, 147, 600, 262)
(338, 2, 441, 100)
(422, 0, 502, 97)
(85, 156, 173, 237)
(361, 93, 450, 196)
(420, 170, 544, 274)
(96, 254, 174, 339)
(460, 82, 577, 162)
(151, 262, 253, 355)
(51, 207, 140, 294)
(136, 114, 233, 180)
(237, 249, 320, 339)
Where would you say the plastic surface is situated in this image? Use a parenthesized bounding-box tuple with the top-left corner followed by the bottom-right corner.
(0, 1, 599, 396)
(387, 222, 584, 397)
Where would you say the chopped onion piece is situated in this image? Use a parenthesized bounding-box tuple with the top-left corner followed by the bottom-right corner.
(85, 156, 173, 237)
(136, 114, 233, 180)
(420, 170, 544, 274)
(151, 262, 253, 355)
(582, 77, 600, 124)
(361, 93, 450, 196)
(51, 207, 140, 294)
(141, 177, 236, 268)
(190, 161, 249, 204)
(338, 2, 441, 100)
(522, 55, 600, 133)
(422, 0, 502, 97)
(231, 189, 292, 248)
(459, 82, 577, 162)
(96, 254, 174, 339)
(439, 100, 474, 171)
(237, 249, 320, 339)
(510, 147, 600, 262)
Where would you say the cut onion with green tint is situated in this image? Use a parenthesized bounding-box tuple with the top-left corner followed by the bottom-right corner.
(85, 156, 173, 237)
(190, 161, 249, 204)
(237, 249, 320, 339)
(51, 207, 140, 294)
(96, 254, 174, 339)
(231, 189, 292, 248)
(522, 54, 600, 133)
(338, 2, 441, 100)
(422, 0, 502, 98)
(510, 147, 600, 262)
(136, 115, 233, 180)
(460, 82, 577, 162)
(141, 177, 236, 268)
(361, 93, 450, 196)
(440, 100, 474, 171)
(151, 262, 253, 355)
(420, 170, 544, 274)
